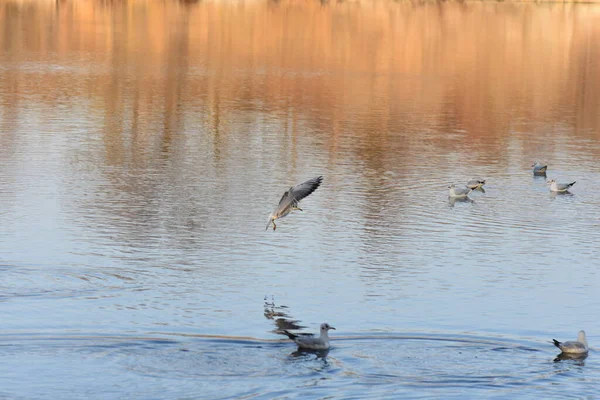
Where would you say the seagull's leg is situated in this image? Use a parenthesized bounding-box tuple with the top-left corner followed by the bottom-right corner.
(273, 221, 276, 230)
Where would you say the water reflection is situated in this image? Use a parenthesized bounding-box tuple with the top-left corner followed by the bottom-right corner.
(550, 191, 575, 198)
(290, 348, 330, 361)
(553, 352, 588, 365)
(448, 196, 474, 208)
(264, 297, 306, 333)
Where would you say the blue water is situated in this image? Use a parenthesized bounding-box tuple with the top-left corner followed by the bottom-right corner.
(1, 0, 600, 398)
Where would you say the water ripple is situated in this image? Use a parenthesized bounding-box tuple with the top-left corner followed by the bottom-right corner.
(0, 332, 597, 399)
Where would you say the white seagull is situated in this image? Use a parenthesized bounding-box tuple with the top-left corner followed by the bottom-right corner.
(547, 179, 576, 193)
(283, 323, 335, 350)
(448, 184, 472, 198)
(266, 176, 323, 231)
(553, 330, 588, 354)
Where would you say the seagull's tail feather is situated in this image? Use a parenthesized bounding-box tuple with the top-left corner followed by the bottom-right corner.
(552, 339, 562, 349)
(569, 181, 576, 188)
(283, 330, 298, 340)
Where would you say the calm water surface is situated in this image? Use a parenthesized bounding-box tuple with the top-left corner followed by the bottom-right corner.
(1, 0, 600, 398)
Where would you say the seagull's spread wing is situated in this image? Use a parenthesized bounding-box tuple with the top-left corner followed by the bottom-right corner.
(270, 176, 323, 220)
(277, 190, 291, 207)
(269, 189, 293, 220)
(276, 176, 323, 211)
(288, 176, 323, 205)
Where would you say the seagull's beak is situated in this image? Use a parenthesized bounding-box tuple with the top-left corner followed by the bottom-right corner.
(329, 326, 336, 330)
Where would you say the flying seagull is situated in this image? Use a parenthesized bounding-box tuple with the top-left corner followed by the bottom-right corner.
(552, 330, 588, 354)
(547, 179, 576, 193)
(283, 323, 335, 350)
(266, 176, 323, 230)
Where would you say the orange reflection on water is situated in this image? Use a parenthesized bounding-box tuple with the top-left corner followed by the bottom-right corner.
(1, 0, 599, 157)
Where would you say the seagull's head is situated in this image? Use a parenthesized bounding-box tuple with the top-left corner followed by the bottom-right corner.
(547, 179, 555, 184)
(531, 162, 537, 167)
(448, 184, 456, 189)
(320, 323, 335, 332)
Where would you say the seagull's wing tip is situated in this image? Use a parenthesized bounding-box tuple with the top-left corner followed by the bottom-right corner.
(283, 330, 298, 340)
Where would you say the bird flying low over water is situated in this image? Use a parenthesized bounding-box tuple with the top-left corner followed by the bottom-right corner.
(547, 179, 576, 193)
(553, 330, 588, 354)
(283, 323, 335, 350)
(266, 176, 323, 231)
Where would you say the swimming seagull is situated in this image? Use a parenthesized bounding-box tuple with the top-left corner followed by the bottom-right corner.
(283, 323, 335, 350)
(466, 178, 486, 190)
(266, 176, 323, 230)
(532, 162, 548, 174)
(448, 184, 472, 198)
(552, 330, 588, 354)
(547, 179, 576, 193)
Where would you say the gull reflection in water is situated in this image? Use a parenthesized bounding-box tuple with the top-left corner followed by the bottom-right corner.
(448, 196, 474, 208)
(553, 352, 588, 365)
(290, 348, 330, 361)
(550, 190, 574, 200)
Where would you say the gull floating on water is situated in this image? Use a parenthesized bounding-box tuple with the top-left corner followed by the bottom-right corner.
(553, 330, 588, 354)
(448, 184, 472, 198)
(466, 178, 486, 190)
(547, 179, 576, 193)
(532, 162, 548, 174)
(283, 323, 335, 350)
(266, 176, 323, 231)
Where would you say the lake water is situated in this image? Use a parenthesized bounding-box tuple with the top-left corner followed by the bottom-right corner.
(1, 0, 600, 398)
